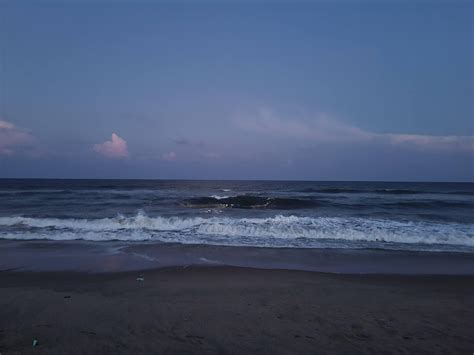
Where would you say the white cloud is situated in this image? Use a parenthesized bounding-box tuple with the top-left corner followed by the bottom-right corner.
(93, 133, 129, 159)
(236, 108, 474, 152)
(386, 134, 474, 151)
(0, 120, 34, 155)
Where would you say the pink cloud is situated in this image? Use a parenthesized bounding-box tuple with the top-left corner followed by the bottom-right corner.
(93, 133, 129, 158)
(162, 151, 177, 161)
(0, 120, 34, 155)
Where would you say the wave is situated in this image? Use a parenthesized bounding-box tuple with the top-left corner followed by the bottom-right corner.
(327, 200, 473, 210)
(185, 194, 472, 210)
(296, 188, 474, 195)
(295, 188, 426, 194)
(185, 195, 317, 209)
(0, 212, 472, 250)
(0, 189, 153, 198)
(374, 189, 472, 195)
(445, 191, 474, 196)
(297, 188, 361, 194)
(382, 200, 473, 209)
(374, 189, 423, 194)
(297, 187, 425, 194)
(0, 189, 74, 197)
(210, 195, 230, 200)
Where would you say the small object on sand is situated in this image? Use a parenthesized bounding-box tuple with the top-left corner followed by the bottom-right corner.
(32, 339, 38, 347)
(136, 276, 144, 282)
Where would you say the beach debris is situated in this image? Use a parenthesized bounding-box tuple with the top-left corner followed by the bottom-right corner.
(32, 339, 39, 347)
(136, 275, 145, 282)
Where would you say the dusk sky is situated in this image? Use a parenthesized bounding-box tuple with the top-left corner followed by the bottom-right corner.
(1, 1, 472, 181)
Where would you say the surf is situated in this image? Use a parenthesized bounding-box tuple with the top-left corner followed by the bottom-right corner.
(0, 212, 472, 251)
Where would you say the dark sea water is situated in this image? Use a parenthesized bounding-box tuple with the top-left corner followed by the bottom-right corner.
(0, 179, 473, 253)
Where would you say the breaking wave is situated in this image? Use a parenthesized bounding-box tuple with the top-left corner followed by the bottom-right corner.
(184, 194, 473, 210)
(0, 212, 472, 251)
(185, 195, 317, 209)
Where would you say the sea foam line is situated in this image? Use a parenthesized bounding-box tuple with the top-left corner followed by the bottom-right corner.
(0, 212, 473, 248)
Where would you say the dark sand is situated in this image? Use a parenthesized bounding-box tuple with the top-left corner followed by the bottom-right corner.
(1, 267, 473, 354)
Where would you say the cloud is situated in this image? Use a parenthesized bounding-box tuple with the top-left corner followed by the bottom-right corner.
(0, 120, 34, 155)
(386, 134, 474, 151)
(236, 108, 474, 152)
(93, 133, 129, 158)
(162, 151, 177, 161)
(0, 121, 15, 130)
(235, 108, 373, 142)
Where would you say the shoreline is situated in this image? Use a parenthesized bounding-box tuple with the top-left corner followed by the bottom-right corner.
(1, 265, 473, 353)
(1, 239, 474, 275)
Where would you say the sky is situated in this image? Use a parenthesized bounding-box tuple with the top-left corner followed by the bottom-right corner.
(0, 1, 473, 181)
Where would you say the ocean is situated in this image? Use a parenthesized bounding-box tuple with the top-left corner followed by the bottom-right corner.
(1, 179, 474, 273)
(0, 179, 473, 252)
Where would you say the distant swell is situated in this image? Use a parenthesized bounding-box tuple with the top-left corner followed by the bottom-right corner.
(184, 195, 472, 210)
(374, 189, 423, 195)
(296, 188, 473, 195)
(297, 188, 361, 194)
(184, 195, 317, 209)
(384, 200, 473, 209)
(296, 188, 423, 194)
(0, 212, 472, 251)
(297, 188, 424, 194)
(447, 191, 474, 196)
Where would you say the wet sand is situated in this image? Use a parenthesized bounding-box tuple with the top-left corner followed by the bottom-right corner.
(1, 266, 473, 354)
(2, 240, 474, 274)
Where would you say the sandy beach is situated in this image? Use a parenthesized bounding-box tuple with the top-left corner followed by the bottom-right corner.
(1, 266, 473, 354)
(2, 0, 473, 352)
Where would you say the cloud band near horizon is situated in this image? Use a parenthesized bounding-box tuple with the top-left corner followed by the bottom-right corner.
(235, 109, 474, 152)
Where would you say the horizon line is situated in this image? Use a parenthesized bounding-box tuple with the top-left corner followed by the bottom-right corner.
(0, 177, 472, 184)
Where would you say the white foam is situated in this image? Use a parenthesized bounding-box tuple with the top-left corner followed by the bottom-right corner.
(0, 212, 473, 250)
(210, 195, 230, 200)
(0, 211, 204, 231)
